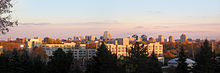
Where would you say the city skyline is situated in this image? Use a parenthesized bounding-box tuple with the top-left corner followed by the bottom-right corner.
(1, 31, 215, 41)
(1, 0, 220, 40)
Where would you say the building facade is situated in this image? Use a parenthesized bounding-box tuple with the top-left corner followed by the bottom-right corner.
(103, 31, 112, 40)
(169, 36, 175, 42)
(158, 35, 165, 42)
(180, 34, 187, 42)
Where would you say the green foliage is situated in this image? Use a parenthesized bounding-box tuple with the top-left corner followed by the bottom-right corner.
(193, 39, 217, 73)
(0, 0, 18, 34)
(8, 48, 23, 73)
(47, 48, 73, 73)
(0, 48, 47, 73)
(31, 55, 47, 73)
(148, 49, 163, 73)
(175, 46, 190, 73)
(0, 52, 10, 73)
(127, 42, 162, 73)
(86, 42, 119, 73)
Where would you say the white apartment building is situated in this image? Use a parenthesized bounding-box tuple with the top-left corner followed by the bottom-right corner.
(145, 42, 164, 63)
(42, 42, 76, 56)
(107, 42, 164, 63)
(0, 46, 3, 55)
(72, 48, 96, 60)
(25, 37, 43, 51)
(43, 42, 96, 60)
(106, 44, 132, 57)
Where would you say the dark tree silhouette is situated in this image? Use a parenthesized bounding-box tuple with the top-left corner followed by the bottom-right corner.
(31, 55, 47, 73)
(0, 51, 10, 73)
(148, 49, 163, 73)
(8, 48, 22, 73)
(86, 42, 119, 73)
(193, 39, 217, 73)
(47, 48, 73, 73)
(175, 46, 190, 73)
(0, 0, 18, 34)
(127, 42, 149, 73)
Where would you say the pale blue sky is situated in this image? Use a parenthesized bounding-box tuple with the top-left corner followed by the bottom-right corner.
(1, 0, 220, 40)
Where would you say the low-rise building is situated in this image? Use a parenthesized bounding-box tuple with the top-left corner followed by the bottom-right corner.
(106, 42, 164, 63)
(72, 48, 96, 60)
(43, 42, 76, 56)
(106, 44, 132, 57)
(43, 42, 96, 60)
(25, 37, 43, 50)
(145, 42, 164, 63)
(0, 46, 3, 55)
(168, 58, 195, 67)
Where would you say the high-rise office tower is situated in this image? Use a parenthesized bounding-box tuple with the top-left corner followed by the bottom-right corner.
(180, 34, 187, 42)
(158, 35, 165, 42)
(103, 31, 112, 40)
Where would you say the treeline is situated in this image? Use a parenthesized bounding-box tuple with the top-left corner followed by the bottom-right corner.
(0, 48, 78, 73)
(0, 40, 219, 73)
(85, 42, 163, 73)
(170, 40, 219, 73)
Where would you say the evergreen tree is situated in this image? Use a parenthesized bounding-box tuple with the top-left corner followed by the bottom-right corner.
(175, 46, 189, 73)
(31, 55, 47, 73)
(8, 48, 22, 73)
(85, 57, 97, 73)
(86, 42, 119, 73)
(19, 49, 33, 73)
(47, 48, 71, 73)
(117, 56, 127, 73)
(0, 52, 10, 73)
(147, 49, 163, 73)
(193, 39, 216, 73)
(70, 60, 83, 73)
(127, 42, 149, 73)
(66, 50, 81, 73)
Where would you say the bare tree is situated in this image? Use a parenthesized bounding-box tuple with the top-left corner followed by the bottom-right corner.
(0, 0, 18, 34)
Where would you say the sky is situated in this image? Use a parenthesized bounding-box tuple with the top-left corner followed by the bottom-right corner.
(1, 0, 220, 40)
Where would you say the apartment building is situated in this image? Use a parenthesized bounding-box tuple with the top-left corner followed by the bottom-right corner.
(42, 42, 76, 56)
(0, 46, 3, 55)
(25, 37, 43, 49)
(106, 42, 164, 63)
(145, 42, 164, 63)
(43, 42, 96, 60)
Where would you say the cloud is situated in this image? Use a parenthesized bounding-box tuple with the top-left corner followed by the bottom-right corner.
(152, 26, 169, 29)
(68, 20, 120, 26)
(171, 31, 211, 33)
(21, 23, 50, 26)
(134, 26, 145, 29)
(20, 20, 121, 27)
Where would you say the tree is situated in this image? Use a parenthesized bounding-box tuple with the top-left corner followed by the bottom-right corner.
(127, 42, 149, 73)
(66, 50, 80, 73)
(32, 46, 47, 59)
(86, 42, 119, 73)
(175, 46, 190, 73)
(0, 0, 18, 34)
(31, 55, 47, 73)
(47, 48, 72, 73)
(147, 49, 163, 73)
(0, 52, 10, 73)
(18, 49, 33, 73)
(193, 39, 217, 73)
(8, 48, 22, 73)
